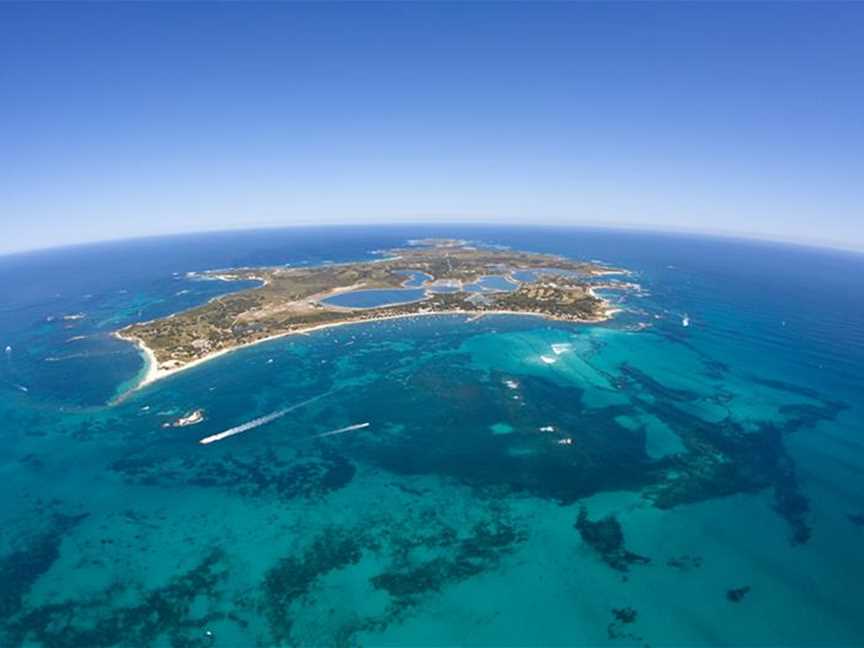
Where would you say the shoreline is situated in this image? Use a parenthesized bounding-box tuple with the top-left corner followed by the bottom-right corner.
(112, 305, 614, 403)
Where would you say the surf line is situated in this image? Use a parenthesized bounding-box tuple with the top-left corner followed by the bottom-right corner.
(310, 422, 370, 439)
(199, 393, 331, 445)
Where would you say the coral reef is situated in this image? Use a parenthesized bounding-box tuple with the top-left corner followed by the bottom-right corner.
(0, 511, 88, 621)
(612, 606, 638, 623)
(260, 529, 363, 644)
(607, 606, 641, 641)
(370, 519, 525, 604)
(3, 550, 231, 648)
(726, 585, 751, 603)
(666, 554, 703, 571)
(111, 445, 355, 501)
(574, 507, 650, 572)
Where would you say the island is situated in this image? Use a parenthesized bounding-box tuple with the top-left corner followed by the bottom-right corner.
(116, 240, 625, 390)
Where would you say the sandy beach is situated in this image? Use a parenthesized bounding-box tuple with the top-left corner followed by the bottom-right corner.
(112, 304, 615, 402)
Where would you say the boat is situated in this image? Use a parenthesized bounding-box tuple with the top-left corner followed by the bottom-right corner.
(162, 409, 205, 428)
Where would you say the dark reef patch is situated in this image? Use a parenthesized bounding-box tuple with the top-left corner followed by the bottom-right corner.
(751, 377, 824, 401)
(3, 550, 231, 648)
(255, 500, 528, 645)
(642, 399, 819, 545)
(331, 344, 838, 552)
(666, 554, 703, 571)
(848, 513, 864, 527)
(618, 355, 846, 544)
(17, 453, 45, 471)
(702, 358, 730, 379)
(726, 585, 751, 603)
(771, 452, 811, 545)
(604, 358, 833, 544)
(0, 511, 88, 621)
(620, 364, 701, 402)
(612, 606, 638, 624)
(259, 528, 363, 645)
(71, 414, 135, 442)
(341, 363, 656, 504)
(575, 507, 650, 572)
(778, 401, 849, 433)
(371, 519, 525, 601)
(607, 606, 642, 641)
(111, 444, 355, 501)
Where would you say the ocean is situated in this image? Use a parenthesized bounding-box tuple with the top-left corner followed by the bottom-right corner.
(0, 225, 862, 646)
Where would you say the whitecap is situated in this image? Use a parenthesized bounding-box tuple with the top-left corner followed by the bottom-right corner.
(551, 343, 572, 355)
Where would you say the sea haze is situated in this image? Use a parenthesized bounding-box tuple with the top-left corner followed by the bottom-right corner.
(0, 225, 862, 646)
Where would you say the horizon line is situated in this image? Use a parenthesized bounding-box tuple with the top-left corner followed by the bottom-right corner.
(2, 221, 863, 260)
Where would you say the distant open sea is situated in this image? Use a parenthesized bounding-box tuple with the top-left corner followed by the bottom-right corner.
(1, 225, 862, 646)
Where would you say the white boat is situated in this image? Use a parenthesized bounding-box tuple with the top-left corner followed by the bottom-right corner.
(162, 409, 205, 428)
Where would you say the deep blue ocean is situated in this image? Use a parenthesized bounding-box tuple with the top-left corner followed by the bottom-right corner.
(1, 225, 862, 646)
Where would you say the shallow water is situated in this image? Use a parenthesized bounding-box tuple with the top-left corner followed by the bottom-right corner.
(0, 225, 862, 647)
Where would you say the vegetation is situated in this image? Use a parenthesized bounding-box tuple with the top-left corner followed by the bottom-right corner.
(118, 241, 616, 375)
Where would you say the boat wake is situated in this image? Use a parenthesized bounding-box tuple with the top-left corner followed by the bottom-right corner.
(198, 393, 331, 445)
(310, 422, 370, 439)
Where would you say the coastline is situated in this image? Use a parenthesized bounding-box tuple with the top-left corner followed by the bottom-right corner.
(112, 305, 614, 402)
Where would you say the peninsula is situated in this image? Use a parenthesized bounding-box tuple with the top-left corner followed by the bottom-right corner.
(116, 241, 624, 389)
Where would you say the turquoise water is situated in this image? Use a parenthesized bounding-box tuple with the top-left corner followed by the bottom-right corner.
(1, 226, 862, 646)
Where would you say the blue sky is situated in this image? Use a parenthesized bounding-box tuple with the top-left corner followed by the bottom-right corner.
(2, 2, 862, 254)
